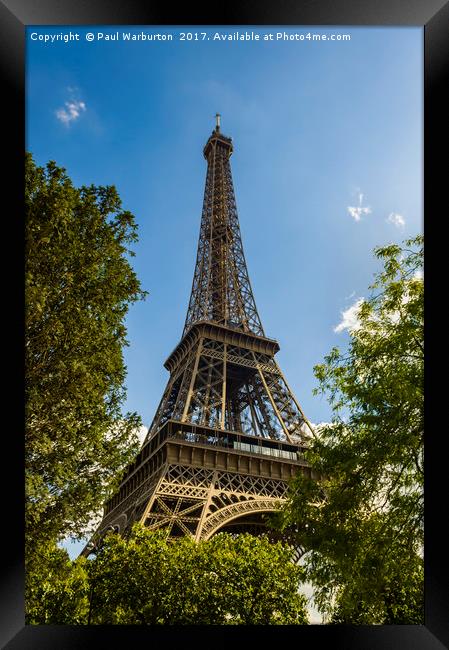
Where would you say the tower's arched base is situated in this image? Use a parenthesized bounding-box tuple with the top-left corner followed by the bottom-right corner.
(210, 511, 272, 536)
(83, 421, 314, 556)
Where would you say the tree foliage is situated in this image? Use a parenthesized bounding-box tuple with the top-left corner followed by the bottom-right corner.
(275, 236, 424, 623)
(25, 153, 147, 557)
(26, 540, 90, 625)
(28, 525, 308, 625)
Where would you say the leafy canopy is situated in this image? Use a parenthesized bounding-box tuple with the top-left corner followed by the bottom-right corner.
(26, 539, 90, 625)
(275, 236, 424, 624)
(27, 525, 309, 625)
(25, 153, 147, 555)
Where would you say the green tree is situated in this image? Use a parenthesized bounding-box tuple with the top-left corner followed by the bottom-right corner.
(85, 524, 308, 625)
(25, 540, 90, 625)
(275, 236, 423, 624)
(25, 153, 147, 560)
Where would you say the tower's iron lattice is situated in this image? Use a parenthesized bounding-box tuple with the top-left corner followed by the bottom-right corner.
(86, 118, 316, 551)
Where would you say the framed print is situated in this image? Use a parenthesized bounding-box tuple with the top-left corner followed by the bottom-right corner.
(2, 0, 447, 647)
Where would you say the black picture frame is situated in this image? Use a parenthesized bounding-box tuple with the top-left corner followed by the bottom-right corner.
(2, 0, 447, 647)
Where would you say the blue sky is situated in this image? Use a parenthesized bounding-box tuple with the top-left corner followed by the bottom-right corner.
(26, 26, 422, 560)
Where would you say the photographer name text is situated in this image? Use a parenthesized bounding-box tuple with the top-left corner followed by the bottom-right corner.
(30, 30, 351, 44)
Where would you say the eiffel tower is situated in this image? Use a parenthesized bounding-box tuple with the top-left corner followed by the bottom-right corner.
(86, 116, 315, 551)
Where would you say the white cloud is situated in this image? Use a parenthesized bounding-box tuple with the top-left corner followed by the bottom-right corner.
(137, 424, 149, 446)
(312, 421, 333, 434)
(56, 99, 86, 125)
(335, 272, 422, 335)
(334, 297, 364, 333)
(347, 205, 371, 222)
(302, 421, 334, 441)
(347, 191, 371, 222)
(387, 212, 406, 228)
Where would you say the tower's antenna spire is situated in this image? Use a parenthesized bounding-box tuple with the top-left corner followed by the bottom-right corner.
(215, 112, 221, 131)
